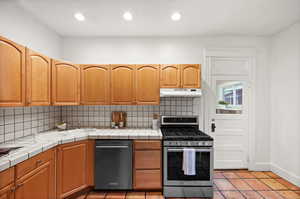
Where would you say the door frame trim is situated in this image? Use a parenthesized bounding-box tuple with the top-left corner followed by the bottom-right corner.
(202, 47, 256, 170)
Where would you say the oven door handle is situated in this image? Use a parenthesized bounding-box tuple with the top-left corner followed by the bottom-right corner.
(167, 148, 212, 152)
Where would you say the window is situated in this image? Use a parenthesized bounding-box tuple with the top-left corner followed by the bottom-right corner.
(216, 81, 243, 114)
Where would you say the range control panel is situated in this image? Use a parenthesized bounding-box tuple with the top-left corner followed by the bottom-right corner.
(164, 141, 213, 147)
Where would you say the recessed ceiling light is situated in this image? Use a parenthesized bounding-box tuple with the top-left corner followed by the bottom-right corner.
(171, 12, 181, 21)
(74, 12, 85, 21)
(123, 11, 133, 21)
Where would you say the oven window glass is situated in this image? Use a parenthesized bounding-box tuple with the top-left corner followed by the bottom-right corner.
(167, 150, 210, 181)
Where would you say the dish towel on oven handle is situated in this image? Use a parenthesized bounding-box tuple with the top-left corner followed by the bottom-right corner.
(182, 148, 196, 175)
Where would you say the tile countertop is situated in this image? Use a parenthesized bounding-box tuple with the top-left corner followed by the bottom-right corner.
(0, 128, 162, 172)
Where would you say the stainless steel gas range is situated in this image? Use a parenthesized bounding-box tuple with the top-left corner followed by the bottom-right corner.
(160, 116, 214, 198)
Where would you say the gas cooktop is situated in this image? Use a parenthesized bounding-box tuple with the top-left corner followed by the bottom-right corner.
(160, 116, 213, 141)
(160, 127, 213, 141)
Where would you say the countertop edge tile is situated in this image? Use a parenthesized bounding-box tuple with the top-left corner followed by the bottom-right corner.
(0, 158, 10, 172)
(9, 153, 29, 166)
(28, 147, 43, 158)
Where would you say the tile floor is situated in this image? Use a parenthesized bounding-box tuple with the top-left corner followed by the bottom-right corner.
(213, 170, 300, 199)
(74, 170, 300, 199)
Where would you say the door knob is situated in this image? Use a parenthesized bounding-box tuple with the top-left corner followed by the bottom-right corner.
(211, 119, 216, 132)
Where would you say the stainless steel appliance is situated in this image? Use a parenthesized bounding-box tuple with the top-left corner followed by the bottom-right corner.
(161, 116, 214, 198)
(94, 140, 132, 190)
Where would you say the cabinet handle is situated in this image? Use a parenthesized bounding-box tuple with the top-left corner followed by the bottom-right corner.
(16, 183, 24, 189)
(10, 186, 15, 192)
(36, 160, 42, 165)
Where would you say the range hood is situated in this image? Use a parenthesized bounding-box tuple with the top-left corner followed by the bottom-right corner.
(160, 88, 202, 97)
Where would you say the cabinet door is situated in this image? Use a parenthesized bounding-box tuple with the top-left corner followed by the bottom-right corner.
(111, 65, 136, 105)
(86, 140, 95, 187)
(0, 184, 14, 199)
(0, 166, 14, 199)
(160, 64, 181, 88)
(134, 170, 162, 190)
(56, 141, 88, 199)
(26, 48, 51, 106)
(134, 150, 161, 169)
(136, 65, 160, 105)
(15, 160, 55, 199)
(0, 36, 25, 106)
(81, 65, 110, 105)
(181, 64, 201, 88)
(52, 60, 80, 105)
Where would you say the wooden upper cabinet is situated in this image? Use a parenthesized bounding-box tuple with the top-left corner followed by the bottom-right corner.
(160, 64, 181, 88)
(56, 141, 88, 199)
(0, 36, 25, 107)
(81, 65, 110, 105)
(181, 64, 201, 88)
(111, 65, 136, 105)
(136, 65, 160, 105)
(52, 60, 80, 105)
(26, 48, 51, 106)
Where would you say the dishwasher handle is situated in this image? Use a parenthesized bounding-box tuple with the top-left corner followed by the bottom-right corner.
(95, 145, 129, 149)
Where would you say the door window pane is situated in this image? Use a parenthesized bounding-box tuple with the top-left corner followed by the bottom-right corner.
(216, 80, 243, 114)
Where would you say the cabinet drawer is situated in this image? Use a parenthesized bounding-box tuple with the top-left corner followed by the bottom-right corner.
(134, 170, 162, 190)
(134, 140, 161, 150)
(0, 167, 14, 189)
(134, 150, 161, 169)
(16, 148, 55, 179)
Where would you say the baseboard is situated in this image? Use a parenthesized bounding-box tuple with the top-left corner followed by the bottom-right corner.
(249, 162, 270, 171)
(270, 163, 300, 187)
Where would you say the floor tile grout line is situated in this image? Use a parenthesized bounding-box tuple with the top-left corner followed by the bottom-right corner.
(258, 178, 289, 191)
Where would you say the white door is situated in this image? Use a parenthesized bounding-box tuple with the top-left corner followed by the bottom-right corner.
(204, 57, 252, 169)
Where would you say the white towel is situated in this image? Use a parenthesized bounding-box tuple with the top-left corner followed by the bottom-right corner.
(182, 148, 196, 175)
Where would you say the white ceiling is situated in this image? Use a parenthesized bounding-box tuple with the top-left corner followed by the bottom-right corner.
(17, 0, 300, 36)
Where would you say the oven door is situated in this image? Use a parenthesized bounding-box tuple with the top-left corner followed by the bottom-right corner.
(164, 147, 213, 186)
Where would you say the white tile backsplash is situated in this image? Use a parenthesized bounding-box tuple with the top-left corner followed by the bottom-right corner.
(0, 106, 61, 143)
(62, 97, 195, 129)
(0, 97, 197, 143)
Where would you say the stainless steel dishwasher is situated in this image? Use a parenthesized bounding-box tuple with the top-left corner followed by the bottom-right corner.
(94, 140, 132, 190)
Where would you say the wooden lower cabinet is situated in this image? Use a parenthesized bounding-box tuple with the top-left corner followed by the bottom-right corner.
(134, 170, 162, 190)
(134, 150, 161, 169)
(133, 140, 162, 190)
(56, 140, 89, 199)
(86, 140, 95, 187)
(0, 184, 14, 199)
(0, 167, 15, 199)
(14, 149, 55, 199)
(15, 161, 55, 199)
(0, 139, 162, 199)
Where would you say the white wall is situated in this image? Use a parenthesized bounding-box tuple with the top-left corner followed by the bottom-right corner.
(0, 1, 62, 59)
(62, 36, 271, 170)
(270, 22, 300, 186)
